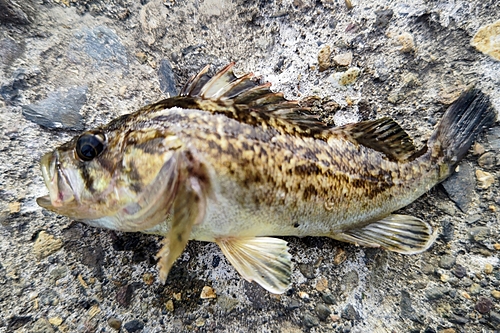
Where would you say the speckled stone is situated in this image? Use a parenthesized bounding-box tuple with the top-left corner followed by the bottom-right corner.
(439, 255, 456, 269)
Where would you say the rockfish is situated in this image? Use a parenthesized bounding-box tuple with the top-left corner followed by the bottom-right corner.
(37, 63, 496, 293)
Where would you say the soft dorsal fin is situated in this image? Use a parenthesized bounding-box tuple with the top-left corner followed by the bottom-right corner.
(179, 62, 330, 137)
(333, 117, 417, 161)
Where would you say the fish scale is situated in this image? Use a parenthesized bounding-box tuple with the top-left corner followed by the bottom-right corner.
(37, 63, 496, 293)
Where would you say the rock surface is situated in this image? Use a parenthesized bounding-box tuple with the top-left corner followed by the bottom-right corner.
(0, 0, 499, 332)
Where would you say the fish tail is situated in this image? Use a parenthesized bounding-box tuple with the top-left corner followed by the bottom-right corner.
(427, 88, 496, 179)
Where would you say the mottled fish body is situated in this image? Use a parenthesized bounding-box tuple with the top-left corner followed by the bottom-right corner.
(37, 63, 496, 293)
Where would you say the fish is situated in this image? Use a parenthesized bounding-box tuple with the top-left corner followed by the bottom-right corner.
(37, 63, 496, 294)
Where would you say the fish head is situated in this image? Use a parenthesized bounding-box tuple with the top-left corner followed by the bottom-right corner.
(37, 123, 183, 231)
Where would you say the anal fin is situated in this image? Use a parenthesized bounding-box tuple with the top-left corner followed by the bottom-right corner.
(333, 214, 437, 254)
(216, 237, 292, 294)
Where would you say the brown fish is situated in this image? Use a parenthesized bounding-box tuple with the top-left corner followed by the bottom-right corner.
(37, 63, 496, 293)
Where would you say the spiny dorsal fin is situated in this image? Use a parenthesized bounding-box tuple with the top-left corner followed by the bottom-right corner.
(334, 117, 417, 161)
(179, 62, 330, 137)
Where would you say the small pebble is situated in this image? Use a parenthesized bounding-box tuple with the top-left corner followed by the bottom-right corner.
(440, 274, 450, 282)
(298, 291, 309, 299)
(200, 286, 216, 299)
(321, 292, 336, 305)
(315, 303, 332, 321)
(123, 320, 144, 332)
(33, 231, 63, 260)
(476, 169, 495, 189)
(426, 287, 446, 300)
(318, 45, 331, 72)
(439, 329, 455, 333)
(334, 248, 347, 265)
(478, 152, 497, 169)
(453, 265, 467, 278)
(484, 263, 494, 274)
(397, 32, 415, 52)
(471, 19, 500, 61)
(439, 255, 456, 269)
(165, 300, 174, 312)
(473, 143, 485, 155)
(108, 318, 122, 330)
(475, 297, 493, 314)
(332, 67, 360, 86)
(332, 52, 353, 67)
(494, 244, 500, 250)
(470, 283, 481, 295)
(491, 290, 500, 299)
(48, 317, 62, 326)
(302, 313, 319, 328)
(315, 276, 328, 291)
(462, 292, 471, 299)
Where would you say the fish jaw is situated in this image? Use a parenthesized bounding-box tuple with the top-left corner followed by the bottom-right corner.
(37, 151, 76, 210)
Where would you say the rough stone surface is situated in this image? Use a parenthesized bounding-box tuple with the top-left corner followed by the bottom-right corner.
(1, 1, 499, 332)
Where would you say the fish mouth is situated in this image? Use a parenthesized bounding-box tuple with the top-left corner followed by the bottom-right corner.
(37, 151, 77, 210)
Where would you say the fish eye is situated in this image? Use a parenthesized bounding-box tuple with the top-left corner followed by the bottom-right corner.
(75, 132, 106, 161)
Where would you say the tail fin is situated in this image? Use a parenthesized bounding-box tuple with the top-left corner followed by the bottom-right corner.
(428, 88, 496, 178)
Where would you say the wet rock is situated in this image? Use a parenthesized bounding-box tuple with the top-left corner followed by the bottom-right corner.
(374, 9, 393, 29)
(108, 317, 122, 330)
(469, 227, 491, 243)
(0, 0, 33, 25)
(441, 163, 475, 212)
(471, 19, 500, 61)
(32, 231, 63, 260)
(475, 297, 493, 314)
(123, 319, 144, 332)
(315, 303, 332, 321)
(69, 26, 128, 70)
(438, 255, 456, 269)
(478, 152, 497, 169)
(116, 284, 134, 307)
(453, 265, 467, 278)
(158, 59, 178, 97)
(31, 318, 54, 333)
(302, 313, 319, 328)
(342, 304, 361, 321)
(22, 86, 87, 131)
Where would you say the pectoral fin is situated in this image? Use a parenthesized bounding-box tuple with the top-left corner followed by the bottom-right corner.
(216, 237, 292, 294)
(156, 176, 207, 283)
(333, 214, 437, 254)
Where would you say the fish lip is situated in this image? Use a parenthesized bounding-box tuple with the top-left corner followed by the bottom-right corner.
(38, 151, 77, 208)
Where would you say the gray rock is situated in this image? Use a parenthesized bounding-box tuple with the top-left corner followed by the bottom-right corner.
(286, 299, 301, 310)
(468, 227, 491, 243)
(302, 313, 319, 328)
(123, 319, 144, 332)
(453, 265, 467, 278)
(342, 304, 361, 321)
(22, 86, 87, 130)
(315, 303, 332, 321)
(448, 313, 468, 325)
(299, 263, 316, 279)
(490, 311, 500, 328)
(374, 9, 393, 29)
(340, 270, 359, 294)
(0, 38, 25, 68)
(425, 287, 447, 301)
(400, 290, 419, 322)
(0, 0, 33, 25)
(0, 68, 27, 105)
(321, 292, 337, 305)
(69, 26, 128, 70)
(441, 162, 475, 212)
(39, 289, 59, 306)
(440, 219, 454, 243)
(438, 255, 456, 269)
(158, 59, 178, 97)
(486, 127, 500, 150)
